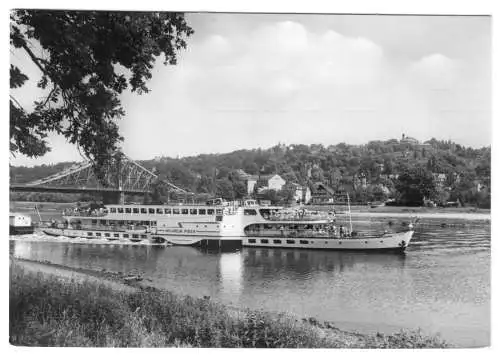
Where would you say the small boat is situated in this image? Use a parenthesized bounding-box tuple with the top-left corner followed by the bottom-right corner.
(9, 212, 34, 235)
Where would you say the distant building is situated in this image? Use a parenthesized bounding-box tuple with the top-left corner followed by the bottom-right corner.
(310, 182, 336, 204)
(238, 171, 286, 195)
(287, 183, 312, 204)
(433, 173, 447, 187)
(268, 174, 286, 191)
(247, 176, 258, 195)
(400, 133, 420, 145)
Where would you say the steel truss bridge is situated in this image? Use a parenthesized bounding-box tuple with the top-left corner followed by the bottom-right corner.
(10, 154, 189, 204)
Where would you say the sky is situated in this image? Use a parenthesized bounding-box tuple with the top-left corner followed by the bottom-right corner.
(9, 12, 491, 166)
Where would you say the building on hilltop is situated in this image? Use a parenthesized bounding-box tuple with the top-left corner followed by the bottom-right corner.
(400, 133, 420, 145)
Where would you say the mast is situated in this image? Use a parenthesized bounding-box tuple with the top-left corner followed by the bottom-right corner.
(347, 193, 353, 233)
(34, 204, 42, 223)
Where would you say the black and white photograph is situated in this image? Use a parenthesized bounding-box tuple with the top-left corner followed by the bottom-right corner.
(8, 1, 493, 349)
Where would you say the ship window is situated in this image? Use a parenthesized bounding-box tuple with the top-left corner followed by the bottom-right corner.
(216, 216, 223, 222)
(132, 234, 139, 238)
(149, 208, 155, 214)
(105, 233, 110, 237)
(199, 209, 206, 215)
(100, 220, 106, 225)
(260, 239, 269, 244)
(110, 208, 116, 213)
(87, 232, 93, 236)
(182, 209, 189, 215)
(117, 208, 124, 213)
(151, 221, 157, 226)
(114, 234, 119, 238)
(286, 240, 295, 244)
(164, 208, 171, 214)
(273, 239, 282, 244)
(190, 209, 197, 215)
(133, 208, 139, 214)
(248, 239, 256, 243)
(91, 220, 97, 225)
(125, 208, 131, 214)
(216, 209, 223, 215)
(207, 209, 214, 215)
(96, 233, 101, 237)
(141, 235, 147, 238)
(173, 209, 180, 215)
(123, 234, 129, 238)
(156, 208, 163, 214)
(141, 208, 147, 214)
(244, 209, 257, 216)
(300, 240, 308, 244)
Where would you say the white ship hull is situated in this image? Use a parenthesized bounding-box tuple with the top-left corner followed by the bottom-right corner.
(243, 230, 414, 251)
(42, 228, 167, 243)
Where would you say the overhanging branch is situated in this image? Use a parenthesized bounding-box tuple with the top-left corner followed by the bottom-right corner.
(21, 42, 48, 77)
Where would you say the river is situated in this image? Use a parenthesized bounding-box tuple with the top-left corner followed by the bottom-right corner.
(9, 215, 490, 347)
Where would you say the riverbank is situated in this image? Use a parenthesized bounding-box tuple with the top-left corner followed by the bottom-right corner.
(10, 258, 449, 348)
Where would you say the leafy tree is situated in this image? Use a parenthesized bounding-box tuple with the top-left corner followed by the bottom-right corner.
(232, 180, 248, 199)
(258, 189, 280, 204)
(395, 167, 437, 205)
(10, 10, 193, 174)
(277, 186, 296, 204)
(368, 184, 389, 202)
(215, 178, 234, 200)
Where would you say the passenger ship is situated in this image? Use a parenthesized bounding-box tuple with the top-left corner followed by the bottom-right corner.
(43, 198, 414, 251)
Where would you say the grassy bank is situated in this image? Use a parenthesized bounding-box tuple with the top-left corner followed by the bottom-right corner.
(10, 260, 449, 348)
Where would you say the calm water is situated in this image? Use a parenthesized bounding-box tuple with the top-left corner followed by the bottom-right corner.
(10, 219, 490, 347)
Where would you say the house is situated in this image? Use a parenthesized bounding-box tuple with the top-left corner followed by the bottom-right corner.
(287, 183, 312, 204)
(268, 174, 286, 191)
(239, 171, 286, 195)
(247, 176, 258, 195)
(310, 182, 336, 204)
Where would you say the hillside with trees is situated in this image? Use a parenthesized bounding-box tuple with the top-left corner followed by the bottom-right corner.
(10, 137, 491, 208)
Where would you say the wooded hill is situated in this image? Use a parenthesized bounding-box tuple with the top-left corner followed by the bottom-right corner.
(10, 138, 491, 207)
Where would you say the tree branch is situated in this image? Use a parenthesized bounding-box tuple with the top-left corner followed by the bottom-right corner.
(39, 85, 58, 108)
(10, 95, 25, 111)
(21, 42, 48, 77)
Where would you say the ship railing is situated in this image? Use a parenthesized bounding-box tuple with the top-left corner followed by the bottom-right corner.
(61, 224, 149, 232)
(63, 209, 108, 217)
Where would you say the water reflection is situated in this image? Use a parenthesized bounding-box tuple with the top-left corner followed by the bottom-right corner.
(243, 247, 406, 278)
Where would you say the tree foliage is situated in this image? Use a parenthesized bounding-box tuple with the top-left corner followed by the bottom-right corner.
(395, 167, 437, 205)
(10, 10, 193, 173)
(10, 139, 491, 207)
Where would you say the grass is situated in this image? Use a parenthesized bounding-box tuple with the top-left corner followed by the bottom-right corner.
(9, 261, 449, 348)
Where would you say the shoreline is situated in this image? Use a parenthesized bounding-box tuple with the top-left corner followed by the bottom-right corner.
(10, 257, 450, 348)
